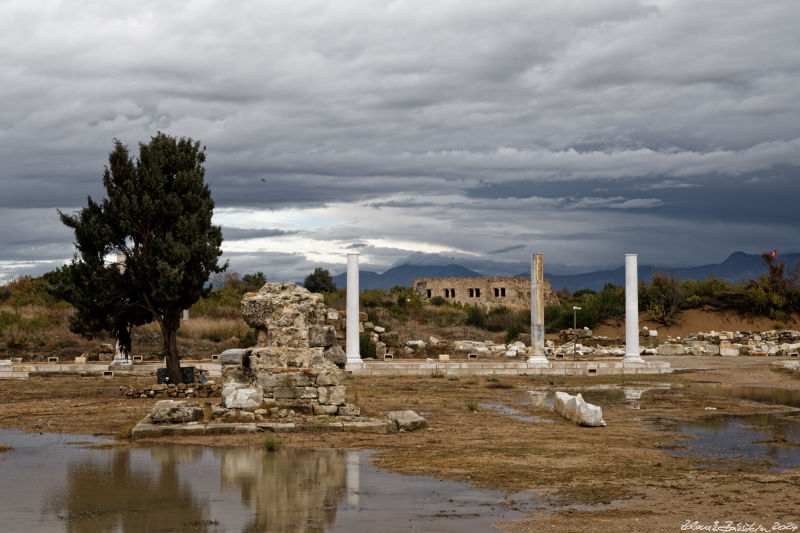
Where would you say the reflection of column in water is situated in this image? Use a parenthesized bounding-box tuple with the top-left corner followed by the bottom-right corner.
(623, 387, 648, 409)
(346, 450, 360, 507)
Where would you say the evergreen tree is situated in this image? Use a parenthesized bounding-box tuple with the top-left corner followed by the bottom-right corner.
(243, 272, 267, 292)
(303, 267, 336, 293)
(59, 133, 225, 382)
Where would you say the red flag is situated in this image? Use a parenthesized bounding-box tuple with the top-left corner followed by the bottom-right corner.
(769, 250, 777, 258)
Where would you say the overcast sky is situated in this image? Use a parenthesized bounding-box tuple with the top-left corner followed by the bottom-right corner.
(1, 0, 798, 283)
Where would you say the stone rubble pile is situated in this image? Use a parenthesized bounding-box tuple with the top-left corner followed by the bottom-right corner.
(551, 341, 625, 358)
(121, 381, 221, 399)
(543, 329, 800, 358)
(652, 329, 800, 357)
(450, 340, 530, 358)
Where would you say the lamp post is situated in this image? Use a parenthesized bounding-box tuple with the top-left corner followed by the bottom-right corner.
(572, 306, 581, 356)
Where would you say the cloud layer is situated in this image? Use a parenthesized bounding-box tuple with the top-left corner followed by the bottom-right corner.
(1, 0, 798, 282)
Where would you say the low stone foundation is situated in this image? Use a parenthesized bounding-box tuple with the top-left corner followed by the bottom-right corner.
(120, 381, 222, 399)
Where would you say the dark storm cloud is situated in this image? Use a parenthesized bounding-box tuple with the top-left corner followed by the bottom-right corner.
(220, 228, 297, 240)
(1, 0, 799, 281)
(488, 245, 526, 255)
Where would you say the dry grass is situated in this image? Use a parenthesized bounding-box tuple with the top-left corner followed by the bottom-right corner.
(135, 317, 250, 342)
(0, 303, 82, 349)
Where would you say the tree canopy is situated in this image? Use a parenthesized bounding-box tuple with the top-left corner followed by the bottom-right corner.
(303, 268, 336, 293)
(59, 133, 225, 381)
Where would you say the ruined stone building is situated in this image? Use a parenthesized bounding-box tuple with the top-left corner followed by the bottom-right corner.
(412, 277, 559, 308)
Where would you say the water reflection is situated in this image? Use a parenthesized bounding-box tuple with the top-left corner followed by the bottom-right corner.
(0, 430, 536, 532)
(218, 448, 347, 533)
(681, 383, 800, 407)
(655, 412, 800, 470)
(47, 448, 220, 533)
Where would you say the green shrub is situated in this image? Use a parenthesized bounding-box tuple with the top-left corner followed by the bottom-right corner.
(745, 253, 800, 317)
(7, 335, 29, 349)
(387, 303, 406, 319)
(431, 368, 446, 378)
(360, 289, 384, 308)
(360, 333, 377, 358)
(430, 295, 446, 306)
(505, 314, 529, 343)
(682, 294, 702, 309)
(642, 273, 684, 325)
(365, 309, 381, 327)
(464, 398, 478, 411)
(681, 276, 729, 301)
(189, 287, 242, 319)
(572, 288, 596, 299)
(465, 305, 486, 328)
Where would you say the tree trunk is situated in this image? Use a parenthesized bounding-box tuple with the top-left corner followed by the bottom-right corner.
(160, 315, 182, 384)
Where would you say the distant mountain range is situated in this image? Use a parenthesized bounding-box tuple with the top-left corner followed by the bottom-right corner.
(540, 251, 800, 291)
(332, 252, 800, 292)
(332, 264, 482, 291)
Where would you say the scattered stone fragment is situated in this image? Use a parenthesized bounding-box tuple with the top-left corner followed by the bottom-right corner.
(553, 392, 606, 427)
(150, 400, 204, 424)
(388, 410, 426, 431)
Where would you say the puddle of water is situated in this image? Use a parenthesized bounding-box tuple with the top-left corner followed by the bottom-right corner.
(681, 383, 800, 408)
(0, 429, 542, 533)
(653, 412, 800, 471)
(528, 383, 674, 410)
(479, 402, 555, 423)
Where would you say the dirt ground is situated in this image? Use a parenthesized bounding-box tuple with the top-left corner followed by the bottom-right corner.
(1, 357, 799, 532)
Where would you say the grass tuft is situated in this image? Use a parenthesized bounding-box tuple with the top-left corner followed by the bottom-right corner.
(262, 434, 281, 452)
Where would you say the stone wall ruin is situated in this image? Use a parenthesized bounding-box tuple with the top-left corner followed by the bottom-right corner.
(412, 276, 559, 308)
(218, 282, 358, 418)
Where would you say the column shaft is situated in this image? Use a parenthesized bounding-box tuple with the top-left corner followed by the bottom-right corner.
(528, 253, 548, 363)
(346, 253, 361, 364)
(624, 254, 644, 362)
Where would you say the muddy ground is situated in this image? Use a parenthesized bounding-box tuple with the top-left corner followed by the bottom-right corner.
(1, 356, 799, 532)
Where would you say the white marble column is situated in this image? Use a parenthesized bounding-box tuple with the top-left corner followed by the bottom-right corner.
(624, 254, 645, 363)
(528, 253, 548, 364)
(346, 253, 362, 366)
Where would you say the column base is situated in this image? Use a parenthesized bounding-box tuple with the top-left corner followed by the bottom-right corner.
(527, 355, 549, 364)
(345, 360, 364, 370)
(111, 359, 132, 366)
(622, 355, 645, 364)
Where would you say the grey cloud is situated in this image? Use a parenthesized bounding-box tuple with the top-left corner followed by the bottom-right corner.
(1, 0, 799, 282)
(488, 245, 526, 255)
(221, 228, 297, 240)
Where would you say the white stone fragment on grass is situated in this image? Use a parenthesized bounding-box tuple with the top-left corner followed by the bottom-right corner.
(552, 391, 606, 427)
(388, 410, 426, 431)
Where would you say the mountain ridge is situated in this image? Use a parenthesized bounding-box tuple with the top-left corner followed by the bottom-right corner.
(331, 252, 800, 291)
